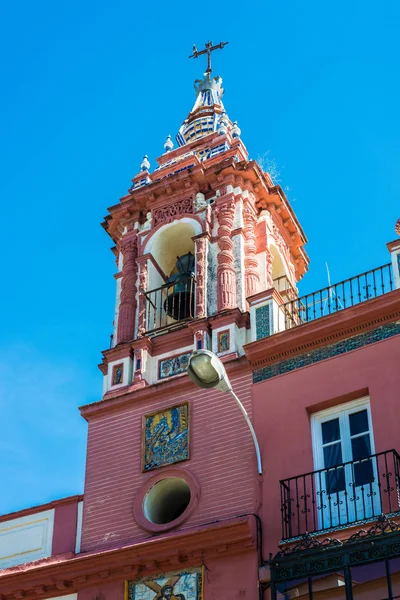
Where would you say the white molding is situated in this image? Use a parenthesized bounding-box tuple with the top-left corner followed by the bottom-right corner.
(75, 501, 83, 554)
(0, 509, 54, 569)
(311, 396, 374, 469)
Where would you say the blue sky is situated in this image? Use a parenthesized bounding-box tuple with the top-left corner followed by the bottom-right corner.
(1, 0, 399, 514)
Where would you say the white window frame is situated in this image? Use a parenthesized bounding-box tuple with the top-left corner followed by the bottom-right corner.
(311, 396, 376, 471)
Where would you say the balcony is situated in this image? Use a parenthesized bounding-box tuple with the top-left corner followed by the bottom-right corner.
(144, 275, 196, 334)
(280, 449, 400, 541)
(280, 262, 394, 331)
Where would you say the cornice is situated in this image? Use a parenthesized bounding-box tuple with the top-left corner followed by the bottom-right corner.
(244, 289, 400, 368)
(80, 356, 250, 421)
(387, 239, 400, 252)
(0, 516, 257, 600)
(0, 495, 83, 525)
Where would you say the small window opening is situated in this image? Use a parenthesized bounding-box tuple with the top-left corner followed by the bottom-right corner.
(143, 477, 191, 525)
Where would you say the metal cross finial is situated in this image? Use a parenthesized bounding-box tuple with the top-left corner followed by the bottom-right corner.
(189, 40, 229, 80)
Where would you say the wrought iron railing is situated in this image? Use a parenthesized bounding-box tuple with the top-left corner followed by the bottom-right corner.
(144, 275, 196, 334)
(280, 449, 400, 541)
(281, 263, 394, 330)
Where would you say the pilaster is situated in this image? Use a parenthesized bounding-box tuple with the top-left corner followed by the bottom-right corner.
(116, 233, 138, 344)
(137, 257, 148, 336)
(243, 200, 260, 298)
(215, 197, 237, 310)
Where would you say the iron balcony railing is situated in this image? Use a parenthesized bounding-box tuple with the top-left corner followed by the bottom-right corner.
(144, 275, 196, 334)
(281, 262, 393, 330)
(280, 449, 400, 541)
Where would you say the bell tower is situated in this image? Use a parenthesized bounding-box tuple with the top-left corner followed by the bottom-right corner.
(80, 44, 309, 598)
(100, 51, 308, 393)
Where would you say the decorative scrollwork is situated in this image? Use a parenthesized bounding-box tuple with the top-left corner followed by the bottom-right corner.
(277, 533, 342, 557)
(153, 198, 193, 226)
(346, 514, 400, 544)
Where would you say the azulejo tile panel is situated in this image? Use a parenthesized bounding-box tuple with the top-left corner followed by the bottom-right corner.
(143, 403, 189, 472)
(253, 322, 400, 383)
(397, 253, 400, 277)
(127, 567, 203, 600)
(112, 363, 124, 385)
(255, 303, 271, 340)
(217, 329, 230, 353)
(159, 352, 191, 379)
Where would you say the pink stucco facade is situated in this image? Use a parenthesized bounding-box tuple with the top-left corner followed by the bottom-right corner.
(2, 49, 400, 600)
(253, 320, 400, 557)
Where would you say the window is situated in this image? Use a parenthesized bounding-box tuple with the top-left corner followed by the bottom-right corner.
(311, 397, 379, 529)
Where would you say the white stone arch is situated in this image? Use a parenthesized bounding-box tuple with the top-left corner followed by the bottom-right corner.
(143, 217, 202, 291)
(269, 242, 288, 281)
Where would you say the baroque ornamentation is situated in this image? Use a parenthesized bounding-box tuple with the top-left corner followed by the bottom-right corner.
(277, 533, 342, 557)
(215, 200, 237, 310)
(194, 192, 207, 212)
(117, 235, 138, 344)
(137, 260, 148, 336)
(243, 202, 260, 298)
(195, 237, 206, 318)
(153, 198, 193, 226)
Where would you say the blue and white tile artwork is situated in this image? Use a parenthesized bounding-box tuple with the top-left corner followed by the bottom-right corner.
(159, 352, 191, 379)
(255, 303, 271, 340)
(143, 403, 189, 472)
(128, 567, 203, 600)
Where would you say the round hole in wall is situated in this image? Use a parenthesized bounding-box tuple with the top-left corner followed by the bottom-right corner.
(143, 477, 191, 525)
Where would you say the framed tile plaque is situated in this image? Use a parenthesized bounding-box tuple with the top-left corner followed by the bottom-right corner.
(127, 567, 203, 600)
(142, 403, 189, 472)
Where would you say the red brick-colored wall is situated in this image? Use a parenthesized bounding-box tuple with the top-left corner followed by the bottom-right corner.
(81, 369, 258, 552)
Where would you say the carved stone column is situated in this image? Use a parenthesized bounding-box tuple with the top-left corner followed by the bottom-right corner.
(266, 252, 274, 289)
(116, 234, 138, 344)
(243, 203, 260, 298)
(194, 235, 207, 318)
(137, 258, 148, 336)
(216, 199, 237, 310)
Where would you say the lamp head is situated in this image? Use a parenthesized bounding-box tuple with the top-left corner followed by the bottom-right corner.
(187, 349, 232, 393)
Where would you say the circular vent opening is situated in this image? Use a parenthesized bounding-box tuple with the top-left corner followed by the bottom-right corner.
(143, 477, 191, 525)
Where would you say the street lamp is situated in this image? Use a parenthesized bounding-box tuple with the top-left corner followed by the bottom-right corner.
(187, 349, 262, 475)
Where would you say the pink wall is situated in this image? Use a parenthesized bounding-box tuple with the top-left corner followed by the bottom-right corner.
(81, 369, 259, 552)
(76, 553, 258, 600)
(52, 498, 80, 555)
(252, 335, 400, 558)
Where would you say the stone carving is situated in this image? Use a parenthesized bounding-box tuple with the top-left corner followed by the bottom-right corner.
(194, 192, 207, 212)
(141, 211, 152, 231)
(243, 203, 260, 298)
(395, 217, 400, 236)
(137, 260, 148, 336)
(117, 235, 138, 344)
(195, 237, 206, 318)
(273, 225, 291, 266)
(153, 198, 193, 226)
(266, 252, 274, 288)
(215, 200, 237, 310)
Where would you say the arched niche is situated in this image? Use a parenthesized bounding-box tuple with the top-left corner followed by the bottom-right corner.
(143, 217, 202, 280)
(142, 218, 202, 330)
(269, 243, 297, 300)
(270, 244, 287, 281)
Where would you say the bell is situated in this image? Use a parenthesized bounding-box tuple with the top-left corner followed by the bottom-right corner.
(164, 252, 195, 320)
